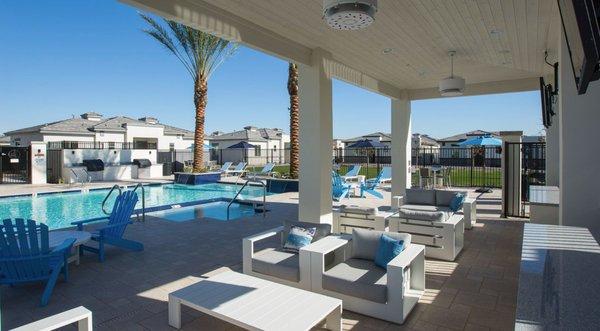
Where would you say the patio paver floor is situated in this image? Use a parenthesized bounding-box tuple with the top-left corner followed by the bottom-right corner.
(1, 188, 523, 331)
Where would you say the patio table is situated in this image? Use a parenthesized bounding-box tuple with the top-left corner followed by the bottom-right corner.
(49, 230, 91, 265)
(168, 271, 342, 330)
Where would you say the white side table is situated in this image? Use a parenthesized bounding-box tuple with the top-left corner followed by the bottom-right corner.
(49, 230, 92, 265)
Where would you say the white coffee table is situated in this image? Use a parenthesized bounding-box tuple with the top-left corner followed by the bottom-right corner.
(168, 271, 342, 331)
(49, 230, 92, 265)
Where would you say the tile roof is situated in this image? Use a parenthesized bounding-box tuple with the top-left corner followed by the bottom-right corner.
(5, 115, 193, 138)
(438, 130, 499, 142)
(342, 132, 391, 143)
(208, 127, 286, 141)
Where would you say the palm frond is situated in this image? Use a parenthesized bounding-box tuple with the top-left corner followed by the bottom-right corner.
(140, 12, 237, 81)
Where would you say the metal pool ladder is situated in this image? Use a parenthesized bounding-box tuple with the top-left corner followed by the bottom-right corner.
(227, 178, 266, 220)
(101, 183, 146, 222)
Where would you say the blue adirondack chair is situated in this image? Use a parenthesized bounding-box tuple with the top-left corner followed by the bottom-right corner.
(341, 165, 361, 181)
(72, 190, 143, 262)
(0, 219, 75, 306)
(332, 171, 352, 201)
(360, 169, 385, 199)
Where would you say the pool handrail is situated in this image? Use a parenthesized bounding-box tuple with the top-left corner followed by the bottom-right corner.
(101, 184, 122, 215)
(132, 183, 146, 222)
(227, 178, 266, 220)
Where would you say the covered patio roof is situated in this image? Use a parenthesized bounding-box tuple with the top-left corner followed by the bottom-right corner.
(122, 0, 559, 99)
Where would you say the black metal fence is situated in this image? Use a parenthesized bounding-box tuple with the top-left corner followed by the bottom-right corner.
(47, 141, 145, 150)
(0, 146, 30, 184)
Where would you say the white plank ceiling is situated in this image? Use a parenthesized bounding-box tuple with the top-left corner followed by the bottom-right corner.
(202, 0, 560, 90)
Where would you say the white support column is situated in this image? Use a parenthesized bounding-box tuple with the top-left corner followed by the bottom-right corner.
(545, 100, 560, 187)
(30, 141, 47, 184)
(298, 48, 333, 224)
(558, 30, 600, 232)
(391, 97, 412, 200)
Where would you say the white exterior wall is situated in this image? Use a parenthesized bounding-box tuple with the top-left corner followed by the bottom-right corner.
(558, 30, 600, 233)
(124, 125, 164, 143)
(160, 134, 193, 150)
(94, 132, 125, 143)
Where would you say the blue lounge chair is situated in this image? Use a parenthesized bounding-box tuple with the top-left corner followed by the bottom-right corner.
(341, 165, 362, 182)
(332, 171, 352, 201)
(72, 190, 143, 262)
(360, 169, 386, 199)
(225, 162, 247, 176)
(218, 162, 233, 173)
(0, 219, 75, 306)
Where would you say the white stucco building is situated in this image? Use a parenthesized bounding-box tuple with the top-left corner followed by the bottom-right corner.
(206, 126, 290, 165)
(5, 112, 194, 150)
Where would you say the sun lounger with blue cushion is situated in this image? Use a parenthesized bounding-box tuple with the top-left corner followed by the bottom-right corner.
(341, 165, 361, 182)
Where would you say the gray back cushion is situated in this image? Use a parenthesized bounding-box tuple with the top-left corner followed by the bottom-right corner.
(435, 190, 468, 206)
(339, 205, 377, 215)
(281, 220, 331, 246)
(405, 188, 436, 205)
(352, 228, 411, 260)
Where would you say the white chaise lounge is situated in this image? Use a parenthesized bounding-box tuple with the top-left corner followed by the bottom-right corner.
(242, 220, 332, 290)
(388, 188, 476, 261)
(307, 229, 425, 325)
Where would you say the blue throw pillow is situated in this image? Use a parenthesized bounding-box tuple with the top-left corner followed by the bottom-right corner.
(449, 193, 465, 212)
(374, 234, 405, 269)
(283, 225, 316, 253)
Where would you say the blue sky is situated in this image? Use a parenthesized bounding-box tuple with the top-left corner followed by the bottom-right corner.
(0, 1, 544, 140)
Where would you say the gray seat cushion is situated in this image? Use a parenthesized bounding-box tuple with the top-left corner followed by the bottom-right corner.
(435, 190, 467, 207)
(405, 188, 436, 205)
(281, 220, 331, 246)
(322, 258, 387, 303)
(252, 248, 299, 282)
(339, 205, 377, 215)
(352, 228, 411, 260)
(397, 204, 454, 222)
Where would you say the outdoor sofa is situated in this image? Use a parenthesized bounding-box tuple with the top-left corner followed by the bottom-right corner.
(308, 229, 425, 324)
(388, 188, 476, 261)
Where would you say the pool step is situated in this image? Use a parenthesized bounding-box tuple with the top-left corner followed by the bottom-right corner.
(234, 199, 267, 214)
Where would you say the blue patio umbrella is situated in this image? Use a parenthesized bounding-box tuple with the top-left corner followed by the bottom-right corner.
(458, 135, 501, 193)
(347, 139, 386, 148)
(458, 135, 502, 147)
(227, 141, 256, 149)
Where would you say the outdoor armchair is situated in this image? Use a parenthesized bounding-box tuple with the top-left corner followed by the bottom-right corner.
(242, 220, 332, 290)
(307, 229, 425, 324)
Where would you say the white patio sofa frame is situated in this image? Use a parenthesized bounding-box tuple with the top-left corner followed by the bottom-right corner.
(389, 195, 470, 261)
(306, 234, 425, 325)
(332, 206, 389, 234)
(10, 306, 92, 331)
(242, 225, 322, 290)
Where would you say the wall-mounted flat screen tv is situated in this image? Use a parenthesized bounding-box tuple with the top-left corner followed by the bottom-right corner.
(540, 77, 555, 128)
(558, 0, 600, 94)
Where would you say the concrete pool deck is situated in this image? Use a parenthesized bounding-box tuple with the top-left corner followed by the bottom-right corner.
(1, 185, 522, 330)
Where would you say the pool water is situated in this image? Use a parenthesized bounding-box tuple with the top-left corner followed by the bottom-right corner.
(0, 183, 268, 229)
(149, 202, 256, 221)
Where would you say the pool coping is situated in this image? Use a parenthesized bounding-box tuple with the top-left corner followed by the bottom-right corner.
(0, 181, 265, 200)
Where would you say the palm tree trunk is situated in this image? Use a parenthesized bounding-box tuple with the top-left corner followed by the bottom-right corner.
(288, 63, 300, 179)
(193, 76, 207, 172)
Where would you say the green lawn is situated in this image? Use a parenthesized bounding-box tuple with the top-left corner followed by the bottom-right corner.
(245, 164, 502, 188)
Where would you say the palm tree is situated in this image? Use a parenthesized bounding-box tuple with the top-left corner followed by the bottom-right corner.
(287, 62, 300, 179)
(140, 14, 237, 172)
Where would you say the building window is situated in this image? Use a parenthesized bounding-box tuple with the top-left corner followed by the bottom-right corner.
(255, 146, 261, 156)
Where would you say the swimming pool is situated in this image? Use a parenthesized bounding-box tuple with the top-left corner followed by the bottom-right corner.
(149, 201, 258, 222)
(0, 183, 268, 229)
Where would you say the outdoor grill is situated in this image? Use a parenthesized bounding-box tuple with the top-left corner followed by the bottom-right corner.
(133, 159, 152, 168)
(82, 159, 104, 172)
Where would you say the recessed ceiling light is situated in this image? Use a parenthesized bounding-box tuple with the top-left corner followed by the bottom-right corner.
(490, 29, 503, 36)
(382, 47, 393, 54)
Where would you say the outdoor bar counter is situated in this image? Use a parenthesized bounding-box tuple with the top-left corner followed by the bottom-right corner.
(515, 223, 600, 330)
